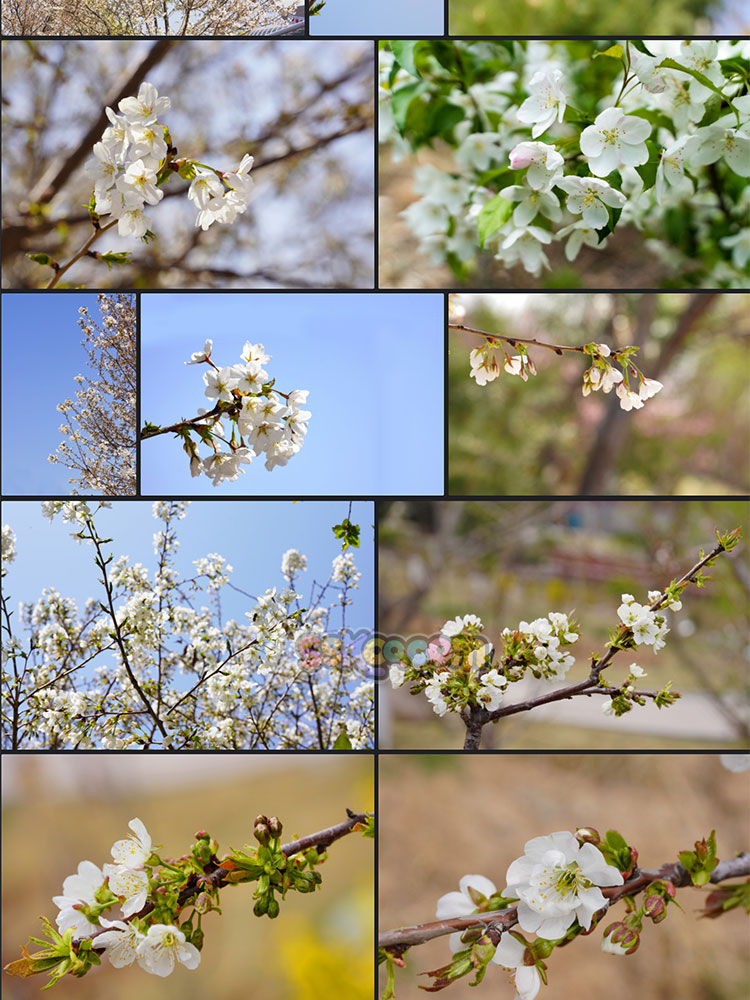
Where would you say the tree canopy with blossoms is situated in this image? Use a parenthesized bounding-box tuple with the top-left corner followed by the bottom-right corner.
(1, 501, 373, 750)
(380, 39, 749, 288)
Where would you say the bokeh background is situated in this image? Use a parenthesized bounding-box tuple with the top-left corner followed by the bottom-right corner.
(2, 39, 373, 289)
(449, 293, 750, 496)
(448, 0, 748, 34)
(311, 0, 444, 34)
(378, 499, 750, 749)
(379, 753, 750, 1000)
(2, 753, 374, 1000)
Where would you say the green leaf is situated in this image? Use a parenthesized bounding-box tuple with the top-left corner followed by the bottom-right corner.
(635, 140, 660, 191)
(631, 40, 656, 58)
(390, 81, 427, 134)
(332, 518, 360, 550)
(605, 830, 629, 853)
(26, 252, 57, 268)
(97, 251, 132, 271)
(391, 40, 424, 78)
(477, 193, 513, 249)
(594, 44, 624, 61)
(333, 731, 352, 750)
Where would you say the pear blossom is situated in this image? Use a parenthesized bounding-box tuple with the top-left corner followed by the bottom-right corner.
(118, 82, 170, 126)
(492, 933, 542, 1000)
(504, 830, 624, 939)
(690, 126, 750, 177)
(96, 918, 147, 968)
(136, 923, 201, 977)
(110, 817, 152, 869)
(186, 340, 213, 365)
(437, 874, 498, 953)
(53, 861, 107, 937)
(557, 176, 626, 229)
(508, 142, 564, 190)
(580, 108, 651, 177)
(497, 226, 553, 276)
(470, 345, 501, 386)
(517, 69, 568, 138)
(442, 614, 483, 637)
(103, 864, 149, 918)
(616, 382, 645, 411)
(499, 184, 562, 227)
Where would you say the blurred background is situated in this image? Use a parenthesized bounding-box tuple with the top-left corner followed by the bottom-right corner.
(379, 753, 750, 1000)
(1, 754, 374, 1000)
(2, 40, 373, 289)
(310, 0, 445, 34)
(448, 0, 748, 34)
(378, 499, 750, 749)
(449, 293, 750, 496)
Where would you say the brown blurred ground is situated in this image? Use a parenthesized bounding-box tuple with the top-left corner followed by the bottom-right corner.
(2, 755, 374, 1000)
(379, 753, 750, 999)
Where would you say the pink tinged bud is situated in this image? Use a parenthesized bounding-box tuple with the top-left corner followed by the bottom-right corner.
(643, 894, 667, 922)
(509, 146, 535, 169)
(576, 827, 601, 845)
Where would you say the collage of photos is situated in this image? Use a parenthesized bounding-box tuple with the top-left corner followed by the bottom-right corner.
(0, 3, 748, 1000)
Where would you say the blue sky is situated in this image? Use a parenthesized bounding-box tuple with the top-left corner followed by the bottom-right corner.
(310, 0, 444, 34)
(2, 500, 374, 636)
(141, 293, 445, 496)
(2, 294, 106, 495)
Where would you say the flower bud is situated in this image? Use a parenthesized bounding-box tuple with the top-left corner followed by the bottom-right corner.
(254, 823, 271, 846)
(254, 814, 269, 828)
(266, 896, 280, 919)
(253, 896, 268, 917)
(601, 922, 640, 956)
(193, 892, 212, 914)
(575, 827, 601, 845)
(267, 816, 283, 838)
(643, 894, 666, 922)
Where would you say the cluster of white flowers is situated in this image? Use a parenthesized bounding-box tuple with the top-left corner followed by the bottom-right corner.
(86, 80, 254, 239)
(467, 335, 664, 412)
(52, 818, 200, 978)
(2, 525, 16, 577)
(617, 590, 679, 650)
(281, 548, 308, 579)
(332, 550, 361, 587)
(177, 338, 310, 486)
(437, 832, 624, 1000)
(382, 40, 750, 286)
(502, 612, 579, 682)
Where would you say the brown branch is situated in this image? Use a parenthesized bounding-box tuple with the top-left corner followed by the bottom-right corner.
(461, 538, 733, 748)
(379, 852, 750, 952)
(449, 323, 636, 358)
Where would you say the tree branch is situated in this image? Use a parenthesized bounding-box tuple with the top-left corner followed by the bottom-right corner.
(379, 852, 750, 952)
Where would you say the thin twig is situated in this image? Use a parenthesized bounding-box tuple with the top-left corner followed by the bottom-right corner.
(449, 322, 635, 359)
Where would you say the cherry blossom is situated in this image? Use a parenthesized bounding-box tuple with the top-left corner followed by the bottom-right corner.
(579, 107, 651, 177)
(492, 933, 542, 1000)
(504, 830, 624, 939)
(136, 924, 201, 977)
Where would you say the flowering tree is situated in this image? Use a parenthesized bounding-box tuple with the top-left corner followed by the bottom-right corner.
(387, 528, 742, 749)
(5, 809, 373, 988)
(3, 41, 373, 288)
(1, 501, 373, 750)
(47, 294, 136, 496)
(1, 0, 302, 35)
(380, 39, 749, 288)
(379, 825, 750, 999)
(141, 337, 310, 487)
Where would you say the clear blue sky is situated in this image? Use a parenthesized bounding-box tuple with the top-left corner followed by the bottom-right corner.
(310, 0, 444, 34)
(2, 500, 374, 637)
(141, 293, 445, 495)
(2, 294, 106, 495)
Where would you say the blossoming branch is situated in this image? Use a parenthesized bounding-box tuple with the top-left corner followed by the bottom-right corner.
(5, 810, 373, 989)
(387, 528, 742, 749)
(379, 827, 750, 1000)
(450, 320, 663, 411)
(141, 338, 310, 487)
(29, 82, 256, 288)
